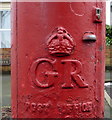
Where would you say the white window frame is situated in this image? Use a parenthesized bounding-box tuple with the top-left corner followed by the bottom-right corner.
(0, 8, 11, 48)
(0, 0, 11, 2)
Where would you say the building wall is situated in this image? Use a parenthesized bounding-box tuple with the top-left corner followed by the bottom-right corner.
(0, 48, 11, 73)
(0, 2, 11, 73)
(106, 46, 112, 67)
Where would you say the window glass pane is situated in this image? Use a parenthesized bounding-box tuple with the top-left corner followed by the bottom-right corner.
(0, 11, 11, 29)
(0, 31, 11, 48)
(111, 5, 112, 12)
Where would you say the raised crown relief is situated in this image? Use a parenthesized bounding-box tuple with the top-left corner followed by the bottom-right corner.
(47, 27, 75, 57)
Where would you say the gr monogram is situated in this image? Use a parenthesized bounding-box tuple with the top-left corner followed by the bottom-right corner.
(30, 58, 88, 89)
(30, 27, 88, 89)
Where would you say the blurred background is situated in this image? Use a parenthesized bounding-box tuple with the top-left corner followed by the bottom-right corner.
(0, 0, 112, 118)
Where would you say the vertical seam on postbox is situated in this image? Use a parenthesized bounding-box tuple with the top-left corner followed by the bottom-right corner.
(16, 2, 18, 118)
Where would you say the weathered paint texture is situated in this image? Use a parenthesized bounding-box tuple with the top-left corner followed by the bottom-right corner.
(11, 2, 105, 118)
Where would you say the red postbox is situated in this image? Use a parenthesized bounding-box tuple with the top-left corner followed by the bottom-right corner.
(11, 1, 105, 118)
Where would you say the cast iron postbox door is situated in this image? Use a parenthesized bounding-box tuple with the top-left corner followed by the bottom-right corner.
(11, 2, 105, 118)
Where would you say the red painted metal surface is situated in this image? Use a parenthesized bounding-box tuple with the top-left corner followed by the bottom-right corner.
(11, 2, 105, 118)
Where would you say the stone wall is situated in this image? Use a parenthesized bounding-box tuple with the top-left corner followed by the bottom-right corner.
(0, 48, 11, 74)
(106, 45, 112, 69)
